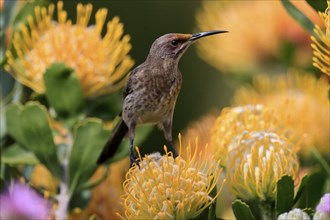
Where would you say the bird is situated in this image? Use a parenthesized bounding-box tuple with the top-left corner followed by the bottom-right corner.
(97, 30, 228, 166)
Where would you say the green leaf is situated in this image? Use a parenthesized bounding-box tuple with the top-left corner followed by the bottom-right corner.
(86, 93, 122, 121)
(232, 200, 256, 220)
(276, 175, 294, 216)
(196, 203, 216, 220)
(311, 147, 330, 176)
(297, 168, 327, 209)
(68, 119, 110, 196)
(20, 102, 61, 178)
(293, 175, 309, 205)
(281, 0, 315, 35)
(306, 0, 328, 13)
(77, 165, 109, 192)
(5, 103, 25, 147)
(5, 102, 61, 178)
(0, 178, 6, 192)
(69, 189, 92, 211)
(44, 63, 85, 119)
(0, 103, 6, 139)
(1, 144, 39, 165)
(208, 176, 218, 220)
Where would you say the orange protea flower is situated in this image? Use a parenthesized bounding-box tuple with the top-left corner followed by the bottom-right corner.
(195, 1, 320, 74)
(0, 0, 4, 12)
(30, 165, 58, 195)
(122, 141, 224, 219)
(227, 131, 299, 201)
(311, 1, 330, 76)
(210, 104, 296, 166)
(5, 1, 134, 98)
(233, 72, 330, 157)
(176, 111, 217, 160)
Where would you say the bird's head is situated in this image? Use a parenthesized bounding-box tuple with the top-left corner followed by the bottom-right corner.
(147, 30, 228, 62)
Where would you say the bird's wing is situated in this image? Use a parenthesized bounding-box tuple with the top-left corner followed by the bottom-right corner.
(123, 65, 141, 99)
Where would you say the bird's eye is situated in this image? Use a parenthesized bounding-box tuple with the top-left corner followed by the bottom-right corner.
(171, 40, 179, 46)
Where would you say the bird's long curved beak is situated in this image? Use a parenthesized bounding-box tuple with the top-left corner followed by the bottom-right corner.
(189, 30, 228, 41)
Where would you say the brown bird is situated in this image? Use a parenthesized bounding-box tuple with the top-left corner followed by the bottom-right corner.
(97, 30, 228, 165)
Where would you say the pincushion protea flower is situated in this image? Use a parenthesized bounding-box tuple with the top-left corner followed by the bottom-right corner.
(311, 1, 330, 76)
(122, 141, 224, 219)
(227, 131, 299, 201)
(233, 72, 329, 157)
(5, 1, 134, 98)
(210, 104, 297, 166)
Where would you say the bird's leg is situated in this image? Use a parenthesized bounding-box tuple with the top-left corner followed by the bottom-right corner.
(128, 123, 138, 167)
(162, 120, 178, 158)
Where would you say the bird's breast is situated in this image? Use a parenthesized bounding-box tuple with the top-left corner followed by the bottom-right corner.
(122, 70, 182, 124)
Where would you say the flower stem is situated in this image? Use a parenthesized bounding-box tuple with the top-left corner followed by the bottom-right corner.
(55, 132, 73, 220)
(259, 201, 276, 220)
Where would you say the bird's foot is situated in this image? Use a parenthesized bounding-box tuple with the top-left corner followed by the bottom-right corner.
(168, 145, 178, 158)
(130, 154, 139, 168)
(172, 150, 178, 158)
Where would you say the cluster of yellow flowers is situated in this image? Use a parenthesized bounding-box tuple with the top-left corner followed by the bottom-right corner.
(233, 72, 329, 157)
(122, 144, 224, 219)
(210, 103, 300, 201)
(210, 104, 298, 166)
(311, 1, 330, 76)
(195, 1, 319, 74)
(5, 1, 134, 98)
(227, 131, 299, 201)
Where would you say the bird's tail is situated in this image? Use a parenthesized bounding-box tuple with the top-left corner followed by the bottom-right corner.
(97, 118, 128, 164)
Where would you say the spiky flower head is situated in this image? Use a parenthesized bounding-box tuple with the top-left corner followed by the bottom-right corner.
(233, 72, 329, 157)
(210, 104, 296, 166)
(227, 131, 299, 201)
(122, 142, 224, 219)
(5, 1, 134, 98)
(278, 208, 310, 220)
(311, 1, 330, 76)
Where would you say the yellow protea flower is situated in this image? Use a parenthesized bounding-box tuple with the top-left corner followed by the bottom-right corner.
(210, 104, 297, 166)
(5, 1, 134, 98)
(122, 142, 224, 219)
(227, 131, 299, 201)
(233, 72, 330, 157)
(195, 1, 319, 74)
(311, 1, 330, 76)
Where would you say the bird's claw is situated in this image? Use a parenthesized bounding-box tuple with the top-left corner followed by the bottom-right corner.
(130, 154, 139, 168)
